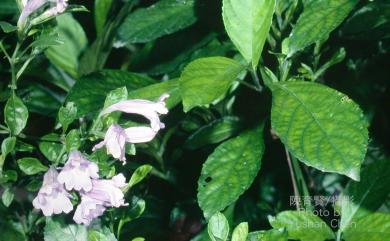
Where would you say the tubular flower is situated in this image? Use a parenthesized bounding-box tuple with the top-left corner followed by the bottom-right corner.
(32, 168, 73, 216)
(73, 174, 127, 225)
(17, 0, 47, 28)
(41, 0, 68, 18)
(57, 150, 99, 192)
(101, 94, 170, 131)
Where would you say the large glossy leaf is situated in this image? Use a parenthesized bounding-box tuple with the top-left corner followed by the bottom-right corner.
(67, 70, 156, 117)
(198, 125, 265, 219)
(270, 81, 368, 180)
(185, 116, 242, 150)
(45, 14, 88, 78)
(339, 158, 390, 233)
(222, 0, 275, 69)
(180, 57, 245, 112)
(342, 213, 390, 241)
(269, 211, 334, 241)
(127, 78, 181, 109)
(44, 218, 87, 241)
(4, 95, 29, 135)
(282, 0, 358, 56)
(116, 0, 197, 45)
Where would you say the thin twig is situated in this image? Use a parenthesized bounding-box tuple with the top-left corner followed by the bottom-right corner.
(285, 147, 301, 211)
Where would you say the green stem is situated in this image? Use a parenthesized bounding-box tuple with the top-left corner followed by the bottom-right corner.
(336, 230, 342, 241)
(250, 69, 263, 92)
(285, 147, 301, 211)
(291, 155, 313, 211)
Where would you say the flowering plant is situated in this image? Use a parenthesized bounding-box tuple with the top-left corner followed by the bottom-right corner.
(0, 0, 388, 241)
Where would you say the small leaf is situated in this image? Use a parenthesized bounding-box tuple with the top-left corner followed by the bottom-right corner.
(283, 0, 358, 56)
(104, 86, 128, 108)
(58, 102, 77, 132)
(127, 165, 153, 190)
(4, 95, 29, 135)
(231, 222, 248, 241)
(26, 179, 42, 192)
(0, 21, 17, 33)
(1, 137, 16, 157)
(271, 81, 368, 180)
(116, 0, 197, 45)
(222, 0, 276, 69)
(120, 196, 146, 223)
(17, 157, 48, 175)
(185, 116, 242, 150)
(65, 129, 81, 152)
(198, 125, 265, 218)
(39, 134, 64, 163)
(339, 158, 390, 233)
(88, 227, 117, 241)
(269, 211, 334, 241)
(208, 212, 229, 241)
(247, 229, 288, 241)
(1, 188, 14, 207)
(44, 218, 87, 241)
(342, 213, 390, 241)
(0, 170, 17, 183)
(180, 57, 245, 112)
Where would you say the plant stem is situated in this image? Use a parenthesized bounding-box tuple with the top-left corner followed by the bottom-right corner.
(250, 69, 263, 92)
(291, 155, 313, 211)
(285, 147, 301, 211)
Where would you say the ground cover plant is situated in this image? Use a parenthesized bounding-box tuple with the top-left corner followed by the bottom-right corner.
(0, 0, 389, 240)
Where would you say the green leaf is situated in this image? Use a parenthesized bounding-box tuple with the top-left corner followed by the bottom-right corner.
(1, 188, 14, 207)
(198, 125, 265, 219)
(67, 70, 156, 117)
(26, 179, 42, 192)
(127, 78, 181, 110)
(88, 227, 117, 241)
(231, 222, 248, 241)
(17, 157, 48, 175)
(44, 218, 87, 241)
(269, 211, 334, 241)
(0, 0, 17, 16)
(120, 196, 146, 223)
(180, 57, 245, 112)
(270, 81, 368, 180)
(45, 14, 88, 78)
(282, 0, 358, 56)
(127, 165, 153, 190)
(247, 229, 288, 241)
(0, 21, 17, 33)
(339, 158, 390, 233)
(222, 0, 276, 69)
(1, 137, 16, 158)
(39, 134, 64, 163)
(65, 129, 81, 152)
(58, 102, 77, 132)
(104, 87, 128, 108)
(342, 213, 390, 241)
(4, 95, 29, 135)
(0, 170, 18, 183)
(207, 212, 229, 241)
(116, 0, 197, 45)
(94, 0, 113, 35)
(185, 116, 242, 150)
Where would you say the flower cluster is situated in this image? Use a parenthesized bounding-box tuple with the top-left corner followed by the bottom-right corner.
(32, 95, 169, 225)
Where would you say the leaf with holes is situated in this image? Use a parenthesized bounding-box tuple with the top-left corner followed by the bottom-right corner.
(222, 0, 276, 69)
(270, 81, 368, 180)
(198, 125, 264, 219)
(339, 158, 390, 233)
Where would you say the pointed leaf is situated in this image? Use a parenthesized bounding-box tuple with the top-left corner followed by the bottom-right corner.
(231, 222, 248, 241)
(17, 157, 48, 175)
(270, 81, 368, 180)
(222, 0, 275, 68)
(4, 95, 28, 135)
(342, 213, 390, 241)
(208, 212, 229, 241)
(180, 57, 245, 112)
(198, 125, 265, 219)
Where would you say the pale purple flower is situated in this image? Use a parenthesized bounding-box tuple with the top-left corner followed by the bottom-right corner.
(73, 196, 106, 225)
(43, 0, 68, 17)
(93, 124, 158, 163)
(32, 167, 73, 216)
(57, 151, 99, 192)
(17, 0, 47, 28)
(101, 94, 170, 132)
(73, 174, 127, 225)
